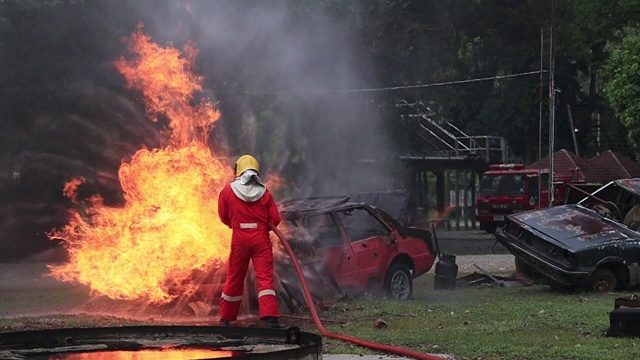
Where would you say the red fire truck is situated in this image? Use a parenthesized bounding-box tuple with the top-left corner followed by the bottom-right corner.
(475, 164, 550, 233)
(475, 164, 589, 233)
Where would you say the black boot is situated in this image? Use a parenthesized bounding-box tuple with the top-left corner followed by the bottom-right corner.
(263, 316, 284, 329)
(220, 319, 230, 327)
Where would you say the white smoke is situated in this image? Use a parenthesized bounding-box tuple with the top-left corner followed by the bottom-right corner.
(133, 1, 396, 198)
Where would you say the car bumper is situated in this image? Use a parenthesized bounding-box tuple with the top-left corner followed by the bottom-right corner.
(494, 228, 590, 286)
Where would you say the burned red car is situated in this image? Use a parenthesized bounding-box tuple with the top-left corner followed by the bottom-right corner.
(495, 178, 640, 293)
(274, 196, 437, 302)
(187, 196, 436, 315)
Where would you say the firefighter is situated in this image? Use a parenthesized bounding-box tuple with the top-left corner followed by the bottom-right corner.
(218, 154, 283, 328)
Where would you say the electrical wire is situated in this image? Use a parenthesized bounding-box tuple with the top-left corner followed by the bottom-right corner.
(221, 70, 547, 95)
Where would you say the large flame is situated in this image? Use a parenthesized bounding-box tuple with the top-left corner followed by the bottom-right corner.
(48, 25, 232, 305)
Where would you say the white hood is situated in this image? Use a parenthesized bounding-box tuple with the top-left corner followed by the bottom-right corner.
(230, 170, 266, 202)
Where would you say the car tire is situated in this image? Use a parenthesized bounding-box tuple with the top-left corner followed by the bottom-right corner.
(587, 268, 617, 293)
(384, 263, 413, 300)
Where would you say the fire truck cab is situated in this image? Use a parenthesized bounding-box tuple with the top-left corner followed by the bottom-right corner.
(475, 164, 550, 233)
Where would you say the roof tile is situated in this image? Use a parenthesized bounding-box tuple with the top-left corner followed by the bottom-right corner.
(527, 149, 618, 183)
(589, 150, 640, 179)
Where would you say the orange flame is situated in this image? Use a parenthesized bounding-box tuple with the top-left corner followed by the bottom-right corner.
(48, 25, 233, 305)
(263, 173, 284, 193)
(62, 177, 86, 204)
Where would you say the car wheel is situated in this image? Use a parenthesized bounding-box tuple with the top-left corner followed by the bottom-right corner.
(384, 264, 413, 300)
(587, 268, 617, 293)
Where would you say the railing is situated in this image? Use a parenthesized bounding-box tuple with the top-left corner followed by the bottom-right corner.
(553, 168, 586, 183)
(398, 100, 509, 163)
(454, 135, 509, 163)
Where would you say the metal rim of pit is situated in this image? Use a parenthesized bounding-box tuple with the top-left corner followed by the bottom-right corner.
(0, 325, 322, 359)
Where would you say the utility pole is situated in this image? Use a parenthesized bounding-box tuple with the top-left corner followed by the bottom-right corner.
(548, 0, 556, 207)
(567, 104, 580, 156)
(539, 28, 544, 207)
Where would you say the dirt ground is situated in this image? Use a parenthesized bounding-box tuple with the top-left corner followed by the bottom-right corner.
(433, 227, 509, 255)
(434, 228, 515, 273)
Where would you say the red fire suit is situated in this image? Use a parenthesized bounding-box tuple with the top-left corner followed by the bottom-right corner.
(218, 183, 281, 321)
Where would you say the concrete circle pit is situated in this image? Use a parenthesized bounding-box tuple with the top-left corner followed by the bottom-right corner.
(0, 325, 322, 359)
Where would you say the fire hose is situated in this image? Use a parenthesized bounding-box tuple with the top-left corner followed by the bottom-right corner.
(270, 224, 445, 360)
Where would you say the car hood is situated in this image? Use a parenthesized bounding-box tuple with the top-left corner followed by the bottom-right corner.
(508, 204, 640, 250)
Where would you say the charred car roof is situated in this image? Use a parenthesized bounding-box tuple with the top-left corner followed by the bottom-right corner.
(279, 196, 373, 219)
(610, 178, 640, 196)
(506, 204, 638, 251)
(277, 196, 413, 238)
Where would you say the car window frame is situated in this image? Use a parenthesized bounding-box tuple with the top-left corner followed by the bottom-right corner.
(299, 210, 348, 249)
(333, 206, 393, 243)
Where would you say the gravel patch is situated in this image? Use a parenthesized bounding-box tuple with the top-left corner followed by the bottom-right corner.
(454, 254, 515, 273)
(431, 230, 516, 274)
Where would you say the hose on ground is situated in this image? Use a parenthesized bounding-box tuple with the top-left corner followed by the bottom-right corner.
(270, 224, 445, 360)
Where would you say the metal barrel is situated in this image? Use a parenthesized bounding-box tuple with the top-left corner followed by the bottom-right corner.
(434, 254, 458, 290)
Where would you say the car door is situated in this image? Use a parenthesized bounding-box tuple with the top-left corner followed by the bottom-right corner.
(334, 207, 391, 286)
(302, 212, 356, 286)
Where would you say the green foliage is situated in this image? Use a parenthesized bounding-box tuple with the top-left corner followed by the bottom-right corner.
(602, 29, 640, 157)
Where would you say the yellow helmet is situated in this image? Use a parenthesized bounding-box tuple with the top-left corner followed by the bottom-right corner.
(234, 154, 260, 177)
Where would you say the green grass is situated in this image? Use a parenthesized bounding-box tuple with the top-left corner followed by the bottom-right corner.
(315, 274, 640, 359)
(2, 273, 640, 359)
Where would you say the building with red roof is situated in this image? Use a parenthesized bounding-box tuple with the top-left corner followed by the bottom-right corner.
(527, 149, 618, 184)
(589, 150, 640, 179)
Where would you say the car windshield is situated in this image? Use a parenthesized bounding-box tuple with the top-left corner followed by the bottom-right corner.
(577, 182, 618, 207)
(335, 208, 391, 242)
(479, 173, 525, 196)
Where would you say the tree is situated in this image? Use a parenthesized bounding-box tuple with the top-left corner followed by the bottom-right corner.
(602, 29, 640, 156)
(556, 0, 640, 157)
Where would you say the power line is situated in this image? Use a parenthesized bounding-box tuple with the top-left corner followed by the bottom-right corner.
(221, 70, 547, 95)
(335, 69, 548, 93)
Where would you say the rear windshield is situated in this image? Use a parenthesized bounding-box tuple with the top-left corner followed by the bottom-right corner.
(479, 174, 525, 196)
